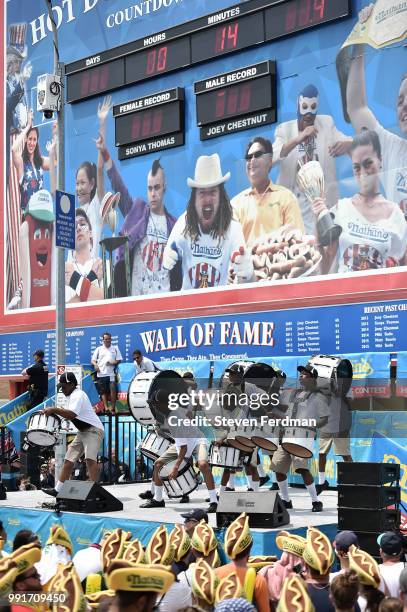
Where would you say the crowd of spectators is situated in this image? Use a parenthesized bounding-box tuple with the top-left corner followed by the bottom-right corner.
(0, 510, 406, 612)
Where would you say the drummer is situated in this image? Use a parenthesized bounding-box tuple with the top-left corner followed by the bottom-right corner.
(139, 388, 219, 513)
(41, 372, 104, 497)
(216, 364, 263, 494)
(269, 364, 329, 513)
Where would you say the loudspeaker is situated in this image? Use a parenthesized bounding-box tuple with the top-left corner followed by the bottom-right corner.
(19, 434, 42, 488)
(56, 481, 123, 513)
(338, 507, 400, 532)
(338, 485, 400, 509)
(337, 462, 400, 485)
(353, 532, 381, 558)
(216, 491, 290, 528)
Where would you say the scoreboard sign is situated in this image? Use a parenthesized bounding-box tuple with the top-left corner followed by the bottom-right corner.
(65, 0, 350, 103)
(194, 61, 276, 140)
(113, 88, 185, 159)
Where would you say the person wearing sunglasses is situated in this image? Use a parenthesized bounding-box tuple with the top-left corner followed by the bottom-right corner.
(231, 136, 304, 248)
(272, 84, 352, 234)
(65, 208, 104, 303)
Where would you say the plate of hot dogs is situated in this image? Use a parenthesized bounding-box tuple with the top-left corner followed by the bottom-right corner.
(251, 226, 322, 282)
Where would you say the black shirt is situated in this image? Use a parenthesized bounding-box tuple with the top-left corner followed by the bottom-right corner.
(26, 360, 48, 395)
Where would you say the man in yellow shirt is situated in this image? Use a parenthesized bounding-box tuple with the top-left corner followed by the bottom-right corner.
(231, 136, 304, 248)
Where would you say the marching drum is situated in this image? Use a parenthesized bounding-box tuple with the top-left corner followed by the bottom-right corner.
(251, 425, 279, 453)
(26, 413, 61, 447)
(159, 459, 200, 498)
(208, 442, 241, 469)
(221, 360, 277, 392)
(308, 355, 353, 396)
(227, 426, 256, 452)
(281, 427, 315, 458)
(127, 369, 184, 426)
(140, 430, 173, 461)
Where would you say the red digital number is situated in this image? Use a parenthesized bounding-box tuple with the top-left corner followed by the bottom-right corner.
(238, 83, 252, 113)
(142, 112, 152, 138)
(89, 70, 99, 94)
(80, 73, 90, 97)
(99, 65, 109, 90)
(227, 22, 239, 49)
(215, 91, 226, 118)
(215, 22, 239, 53)
(152, 109, 163, 134)
(157, 47, 168, 71)
(313, 0, 325, 21)
(146, 46, 168, 75)
(226, 89, 238, 115)
(285, 4, 298, 31)
(131, 116, 141, 140)
(299, 0, 311, 26)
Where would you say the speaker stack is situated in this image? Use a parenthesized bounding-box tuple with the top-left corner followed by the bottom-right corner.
(337, 462, 401, 560)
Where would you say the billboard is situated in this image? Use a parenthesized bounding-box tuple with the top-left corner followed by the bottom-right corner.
(2, 0, 407, 332)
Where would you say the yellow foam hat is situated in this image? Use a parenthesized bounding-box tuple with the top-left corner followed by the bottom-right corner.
(85, 589, 115, 609)
(145, 525, 175, 565)
(46, 525, 73, 555)
(107, 560, 174, 593)
(169, 524, 191, 562)
(0, 558, 19, 599)
(123, 539, 145, 565)
(215, 571, 244, 603)
(101, 529, 132, 572)
(225, 513, 253, 560)
(191, 521, 218, 556)
(191, 558, 219, 605)
(248, 555, 278, 569)
(51, 564, 86, 612)
(277, 575, 315, 612)
(276, 531, 307, 557)
(302, 527, 334, 575)
(348, 545, 381, 588)
(10, 542, 42, 575)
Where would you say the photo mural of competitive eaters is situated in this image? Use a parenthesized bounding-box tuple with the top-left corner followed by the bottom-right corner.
(2, 0, 407, 318)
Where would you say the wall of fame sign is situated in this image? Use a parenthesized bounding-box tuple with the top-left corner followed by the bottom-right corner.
(2, 0, 407, 359)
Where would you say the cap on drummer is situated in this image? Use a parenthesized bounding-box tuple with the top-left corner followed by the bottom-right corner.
(297, 364, 318, 390)
(57, 371, 78, 393)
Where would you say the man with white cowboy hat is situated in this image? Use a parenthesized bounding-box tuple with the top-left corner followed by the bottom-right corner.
(163, 154, 253, 289)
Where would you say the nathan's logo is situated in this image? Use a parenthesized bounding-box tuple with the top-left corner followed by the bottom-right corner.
(351, 358, 373, 379)
(127, 575, 164, 589)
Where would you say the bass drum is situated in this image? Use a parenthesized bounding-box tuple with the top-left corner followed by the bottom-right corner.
(127, 370, 185, 426)
(308, 355, 353, 396)
(220, 360, 277, 392)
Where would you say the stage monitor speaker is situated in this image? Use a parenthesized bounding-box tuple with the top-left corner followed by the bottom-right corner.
(338, 485, 400, 509)
(56, 481, 123, 513)
(216, 490, 290, 528)
(337, 462, 400, 486)
(338, 507, 400, 532)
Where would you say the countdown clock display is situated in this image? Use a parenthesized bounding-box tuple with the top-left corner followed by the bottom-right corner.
(65, 0, 350, 103)
(113, 88, 184, 159)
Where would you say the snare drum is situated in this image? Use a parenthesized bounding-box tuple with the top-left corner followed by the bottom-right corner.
(251, 425, 279, 453)
(159, 459, 200, 498)
(26, 413, 61, 447)
(140, 431, 172, 461)
(228, 426, 256, 452)
(208, 442, 241, 469)
(281, 427, 315, 458)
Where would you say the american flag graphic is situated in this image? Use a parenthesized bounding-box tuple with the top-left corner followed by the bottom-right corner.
(6, 133, 22, 305)
(188, 262, 220, 288)
(142, 241, 164, 272)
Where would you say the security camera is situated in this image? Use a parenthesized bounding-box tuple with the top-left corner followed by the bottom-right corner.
(37, 73, 61, 116)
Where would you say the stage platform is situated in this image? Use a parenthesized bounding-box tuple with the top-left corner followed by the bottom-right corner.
(0, 483, 338, 557)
